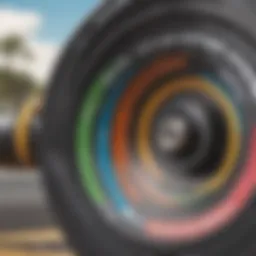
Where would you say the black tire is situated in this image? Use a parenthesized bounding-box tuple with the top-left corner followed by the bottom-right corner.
(40, 1, 256, 255)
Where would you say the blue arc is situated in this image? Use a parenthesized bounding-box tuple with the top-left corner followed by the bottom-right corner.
(95, 65, 139, 212)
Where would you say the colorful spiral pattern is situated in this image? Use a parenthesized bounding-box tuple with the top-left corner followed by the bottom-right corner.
(76, 51, 256, 242)
(134, 76, 241, 204)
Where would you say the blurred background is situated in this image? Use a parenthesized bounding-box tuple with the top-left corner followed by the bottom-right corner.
(0, 0, 100, 255)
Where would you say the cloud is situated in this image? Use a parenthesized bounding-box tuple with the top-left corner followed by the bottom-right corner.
(0, 7, 61, 85)
(0, 7, 41, 39)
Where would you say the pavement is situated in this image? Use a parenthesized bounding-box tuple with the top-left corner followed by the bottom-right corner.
(0, 170, 74, 256)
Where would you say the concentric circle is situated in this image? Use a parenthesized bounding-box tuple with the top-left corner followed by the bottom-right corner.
(76, 46, 254, 244)
(134, 75, 241, 205)
(70, 6, 256, 250)
(41, 1, 256, 255)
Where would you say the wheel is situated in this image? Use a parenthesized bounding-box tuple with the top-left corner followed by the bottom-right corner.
(41, 0, 256, 255)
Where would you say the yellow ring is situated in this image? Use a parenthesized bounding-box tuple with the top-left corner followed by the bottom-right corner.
(137, 76, 241, 199)
(14, 97, 42, 166)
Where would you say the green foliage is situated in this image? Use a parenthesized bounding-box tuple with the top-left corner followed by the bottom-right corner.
(0, 35, 32, 61)
(0, 69, 35, 97)
(0, 35, 41, 113)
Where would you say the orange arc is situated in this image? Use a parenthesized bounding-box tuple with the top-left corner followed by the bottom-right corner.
(112, 54, 188, 202)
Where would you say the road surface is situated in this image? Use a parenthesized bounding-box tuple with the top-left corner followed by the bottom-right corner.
(0, 170, 74, 255)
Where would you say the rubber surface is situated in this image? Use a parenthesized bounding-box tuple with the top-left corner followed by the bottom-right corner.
(41, 0, 256, 255)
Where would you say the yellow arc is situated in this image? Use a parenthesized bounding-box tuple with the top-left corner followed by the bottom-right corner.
(13, 97, 42, 166)
(137, 76, 241, 200)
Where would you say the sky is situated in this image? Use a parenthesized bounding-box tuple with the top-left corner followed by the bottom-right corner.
(0, 0, 100, 84)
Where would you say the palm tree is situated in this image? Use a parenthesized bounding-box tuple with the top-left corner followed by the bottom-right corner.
(0, 34, 32, 71)
(0, 35, 36, 113)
